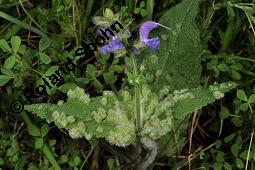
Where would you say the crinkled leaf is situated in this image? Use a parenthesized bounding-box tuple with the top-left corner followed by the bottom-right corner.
(173, 82, 237, 119)
(25, 87, 136, 146)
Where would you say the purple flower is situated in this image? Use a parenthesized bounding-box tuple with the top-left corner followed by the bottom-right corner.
(139, 21, 160, 52)
(139, 21, 171, 52)
(101, 36, 125, 54)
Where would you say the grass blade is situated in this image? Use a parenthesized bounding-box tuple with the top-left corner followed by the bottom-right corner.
(146, 0, 154, 19)
(0, 10, 47, 37)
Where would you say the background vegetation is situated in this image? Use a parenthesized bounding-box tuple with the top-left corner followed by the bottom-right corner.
(0, 0, 255, 169)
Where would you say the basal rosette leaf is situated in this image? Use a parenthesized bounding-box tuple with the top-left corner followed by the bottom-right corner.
(172, 82, 237, 119)
(140, 82, 236, 141)
(25, 86, 136, 146)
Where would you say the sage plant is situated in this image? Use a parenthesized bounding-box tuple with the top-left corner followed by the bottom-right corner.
(24, 1, 236, 168)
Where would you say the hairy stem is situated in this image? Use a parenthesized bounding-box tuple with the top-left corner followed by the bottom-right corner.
(131, 53, 142, 131)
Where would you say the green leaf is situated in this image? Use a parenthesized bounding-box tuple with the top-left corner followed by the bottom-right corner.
(28, 126, 41, 137)
(1, 67, 15, 77)
(114, 65, 122, 73)
(45, 66, 59, 76)
(41, 124, 49, 137)
(39, 37, 51, 51)
(18, 44, 26, 54)
(231, 117, 243, 127)
(237, 90, 248, 101)
(73, 156, 81, 166)
(112, 58, 119, 64)
(224, 133, 236, 143)
(4, 55, 16, 69)
(100, 55, 110, 64)
(236, 157, 244, 169)
(58, 155, 68, 164)
(172, 82, 236, 119)
(134, 8, 140, 14)
(86, 64, 97, 79)
(94, 79, 103, 92)
(49, 139, 56, 146)
(231, 143, 241, 157)
(39, 53, 51, 64)
(151, 0, 201, 93)
(218, 63, 229, 72)
(11, 36, 21, 54)
(239, 103, 248, 111)
(107, 158, 115, 170)
(231, 63, 243, 71)
(25, 86, 136, 146)
(140, 9, 148, 17)
(0, 39, 12, 52)
(219, 107, 230, 120)
(0, 75, 13, 86)
(223, 162, 232, 170)
(103, 72, 117, 84)
(58, 83, 78, 93)
(231, 70, 241, 80)
(213, 163, 222, 170)
(248, 94, 255, 104)
(92, 16, 110, 27)
(104, 8, 114, 19)
(140, 1, 145, 8)
(212, 66, 220, 77)
(216, 151, 224, 163)
(215, 140, 222, 149)
(239, 150, 252, 160)
(75, 78, 89, 84)
(35, 138, 44, 149)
